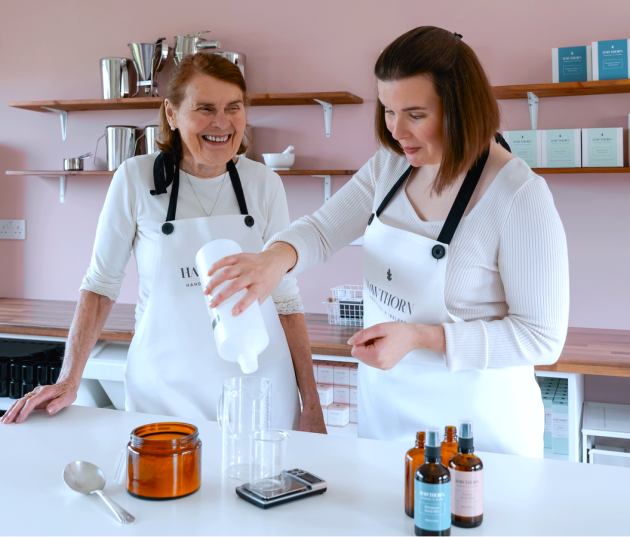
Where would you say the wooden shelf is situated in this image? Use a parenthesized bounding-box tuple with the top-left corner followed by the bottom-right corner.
(494, 79, 630, 100)
(8, 92, 362, 112)
(533, 167, 630, 174)
(6, 169, 356, 177)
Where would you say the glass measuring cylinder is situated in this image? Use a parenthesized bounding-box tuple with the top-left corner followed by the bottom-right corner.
(249, 429, 290, 493)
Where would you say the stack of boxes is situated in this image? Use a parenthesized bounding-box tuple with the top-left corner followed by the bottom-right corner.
(313, 359, 358, 428)
(538, 377, 569, 456)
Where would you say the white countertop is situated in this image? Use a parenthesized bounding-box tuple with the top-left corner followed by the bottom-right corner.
(1, 405, 629, 536)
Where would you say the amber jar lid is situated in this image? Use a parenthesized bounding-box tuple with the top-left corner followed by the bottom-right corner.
(130, 422, 199, 452)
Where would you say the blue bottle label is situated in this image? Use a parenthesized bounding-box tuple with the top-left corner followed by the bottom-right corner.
(415, 479, 451, 532)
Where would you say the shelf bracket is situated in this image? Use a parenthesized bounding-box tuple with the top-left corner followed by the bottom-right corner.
(314, 99, 333, 137)
(41, 107, 68, 141)
(311, 175, 332, 203)
(42, 175, 66, 203)
(527, 92, 539, 130)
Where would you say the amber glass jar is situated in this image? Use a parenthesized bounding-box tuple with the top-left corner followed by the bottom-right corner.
(127, 422, 202, 500)
(405, 431, 425, 518)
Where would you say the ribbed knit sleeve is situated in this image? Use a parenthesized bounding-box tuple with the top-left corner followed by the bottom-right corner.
(443, 177, 569, 372)
(265, 154, 378, 275)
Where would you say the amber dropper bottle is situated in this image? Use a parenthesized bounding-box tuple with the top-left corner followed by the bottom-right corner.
(449, 419, 483, 528)
(405, 431, 426, 517)
(415, 428, 451, 536)
(441, 425, 458, 465)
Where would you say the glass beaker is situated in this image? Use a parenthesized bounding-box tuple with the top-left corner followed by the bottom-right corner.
(217, 376, 272, 479)
(249, 429, 290, 493)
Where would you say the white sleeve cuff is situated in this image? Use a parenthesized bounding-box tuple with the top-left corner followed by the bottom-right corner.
(79, 275, 120, 303)
(273, 294, 305, 315)
(264, 230, 310, 278)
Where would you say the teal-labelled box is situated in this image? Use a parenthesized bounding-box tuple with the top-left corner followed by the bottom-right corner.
(503, 130, 542, 168)
(582, 128, 624, 167)
(543, 395, 553, 448)
(552, 400, 569, 456)
(593, 39, 630, 80)
(552, 46, 592, 83)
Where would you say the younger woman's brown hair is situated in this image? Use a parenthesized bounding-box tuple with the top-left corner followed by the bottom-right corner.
(374, 26, 500, 194)
(158, 53, 249, 158)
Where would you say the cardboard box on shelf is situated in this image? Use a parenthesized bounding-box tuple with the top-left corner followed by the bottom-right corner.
(317, 383, 334, 407)
(582, 128, 624, 167)
(349, 404, 358, 424)
(333, 385, 350, 404)
(317, 362, 335, 384)
(541, 129, 581, 168)
(593, 39, 630, 81)
(503, 130, 543, 168)
(349, 363, 359, 387)
(350, 386, 358, 406)
(552, 46, 592, 83)
(328, 403, 350, 427)
(321, 404, 329, 425)
(333, 363, 351, 386)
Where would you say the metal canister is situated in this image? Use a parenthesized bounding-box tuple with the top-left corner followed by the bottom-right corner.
(94, 126, 140, 171)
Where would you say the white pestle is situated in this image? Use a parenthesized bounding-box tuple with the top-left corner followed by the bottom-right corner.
(282, 145, 294, 154)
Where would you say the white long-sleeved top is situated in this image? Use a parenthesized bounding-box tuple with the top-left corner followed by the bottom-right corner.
(268, 148, 569, 372)
(81, 154, 303, 329)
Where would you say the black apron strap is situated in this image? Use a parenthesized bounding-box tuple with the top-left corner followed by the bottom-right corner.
(495, 132, 511, 153)
(227, 159, 248, 215)
(375, 165, 414, 218)
(436, 148, 489, 245)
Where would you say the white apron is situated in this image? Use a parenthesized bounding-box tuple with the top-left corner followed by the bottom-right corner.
(125, 157, 300, 429)
(359, 149, 543, 457)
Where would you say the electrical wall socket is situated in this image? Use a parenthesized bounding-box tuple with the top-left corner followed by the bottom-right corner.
(0, 220, 26, 240)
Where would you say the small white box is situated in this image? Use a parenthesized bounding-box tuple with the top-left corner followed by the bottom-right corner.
(349, 386, 358, 406)
(349, 364, 359, 387)
(321, 404, 329, 425)
(317, 362, 335, 384)
(317, 383, 334, 406)
(328, 403, 350, 427)
(349, 404, 358, 424)
(333, 385, 350, 404)
(541, 129, 581, 168)
(333, 363, 351, 386)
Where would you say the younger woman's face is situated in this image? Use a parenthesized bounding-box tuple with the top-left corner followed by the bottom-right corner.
(378, 74, 444, 167)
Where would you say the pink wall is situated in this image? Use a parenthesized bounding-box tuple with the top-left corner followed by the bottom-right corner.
(0, 0, 629, 331)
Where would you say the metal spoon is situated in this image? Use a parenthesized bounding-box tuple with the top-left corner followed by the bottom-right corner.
(62, 461, 135, 524)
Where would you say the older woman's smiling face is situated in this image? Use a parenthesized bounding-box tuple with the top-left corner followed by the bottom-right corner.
(166, 73, 247, 169)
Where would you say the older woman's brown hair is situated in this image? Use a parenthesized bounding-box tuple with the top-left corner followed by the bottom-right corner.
(375, 26, 500, 194)
(158, 53, 249, 158)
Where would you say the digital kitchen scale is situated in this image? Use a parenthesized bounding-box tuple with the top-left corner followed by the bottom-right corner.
(235, 468, 327, 509)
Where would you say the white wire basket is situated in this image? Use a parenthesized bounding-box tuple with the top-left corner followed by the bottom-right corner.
(324, 285, 364, 326)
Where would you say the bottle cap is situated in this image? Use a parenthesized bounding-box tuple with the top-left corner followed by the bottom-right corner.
(0, 380, 8, 398)
(21, 363, 35, 384)
(0, 359, 9, 381)
(37, 364, 50, 386)
(458, 419, 474, 451)
(9, 381, 21, 399)
(425, 427, 442, 459)
(49, 366, 61, 384)
(237, 353, 259, 374)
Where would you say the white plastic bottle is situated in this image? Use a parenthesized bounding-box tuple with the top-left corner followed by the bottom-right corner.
(196, 239, 268, 374)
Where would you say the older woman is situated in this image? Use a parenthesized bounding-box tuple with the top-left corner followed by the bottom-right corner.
(3, 54, 326, 433)
(205, 27, 569, 456)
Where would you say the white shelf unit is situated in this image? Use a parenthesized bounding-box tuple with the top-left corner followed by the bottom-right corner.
(535, 371, 584, 462)
(582, 401, 630, 467)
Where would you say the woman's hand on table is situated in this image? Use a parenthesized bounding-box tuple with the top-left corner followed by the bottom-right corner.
(205, 242, 298, 316)
(348, 322, 446, 370)
(1, 381, 78, 424)
(299, 400, 328, 434)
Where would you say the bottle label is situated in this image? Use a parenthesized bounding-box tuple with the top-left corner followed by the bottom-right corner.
(415, 480, 451, 532)
(451, 469, 483, 517)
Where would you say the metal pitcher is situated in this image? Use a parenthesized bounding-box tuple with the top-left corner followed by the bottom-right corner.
(128, 38, 169, 97)
(134, 125, 161, 155)
(217, 377, 272, 479)
(94, 126, 140, 171)
(173, 31, 221, 65)
(100, 58, 129, 99)
(213, 51, 246, 80)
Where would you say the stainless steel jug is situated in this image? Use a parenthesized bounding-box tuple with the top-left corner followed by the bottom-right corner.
(100, 58, 130, 99)
(174, 32, 221, 65)
(128, 38, 169, 96)
(135, 125, 160, 155)
(94, 126, 140, 171)
(214, 51, 246, 80)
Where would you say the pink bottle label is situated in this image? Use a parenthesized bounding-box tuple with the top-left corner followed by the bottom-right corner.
(451, 469, 483, 517)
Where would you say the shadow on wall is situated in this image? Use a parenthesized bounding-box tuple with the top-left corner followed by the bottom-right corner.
(0, 144, 27, 297)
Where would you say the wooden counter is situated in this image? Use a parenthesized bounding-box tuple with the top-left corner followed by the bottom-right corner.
(1, 298, 629, 377)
